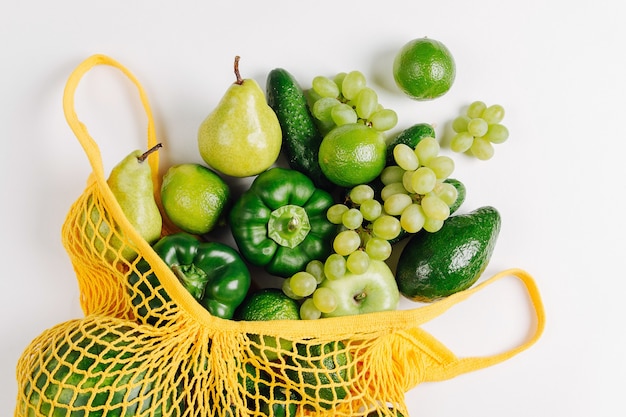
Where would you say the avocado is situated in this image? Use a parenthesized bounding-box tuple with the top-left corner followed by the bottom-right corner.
(395, 206, 501, 302)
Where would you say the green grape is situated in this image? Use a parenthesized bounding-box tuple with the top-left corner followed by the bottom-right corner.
(450, 131, 474, 153)
(452, 115, 470, 133)
(346, 250, 370, 275)
(342, 208, 364, 230)
(381, 182, 408, 201)
(393, 143, 419, 171)
(421, 195, 450, 221)
(364, 237, 392, 261)
(355, 87, 378, 120)
(427, 155, 455, 179)
(414, 137, 440, 165)
(312, 287, 338, 314)
(411, 167, 437, 195)
(383, 193, 413, 216)
(350, 184, 375, 204)
(312, 75, 340, 98)
(342, 70, 367, 100)
(470, 137, 495, 160)
(360, 198, 383, 221)
(306, 260, 326, 284)
(333, 72, 347, 92)
(482, 104, 505, 124)
(400, 203, 426, 233)
(467, 118, 488, 137)
(282, 278, 303, 300)
(324, 253, 347, 280)
(467, 101, 487, 118)
(333, 230, 361, 256)
(484, 123, 509, 144)
(402, 169, 416, 194)
(433, 182, 458, 207)
(290, 271, 318, 297)
(423, 217, 444, 233)
(300, 298, 322, 320)
(312, 97, 341, 123)
(331, 103, 358, 126)
(327, 203, 349, 224)
(369, 108, 398, 131)
(380, 165, 405, 185)
(372, 215, 401, 240)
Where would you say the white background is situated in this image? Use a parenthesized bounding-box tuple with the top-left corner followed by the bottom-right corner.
(1, 1, 624, 416)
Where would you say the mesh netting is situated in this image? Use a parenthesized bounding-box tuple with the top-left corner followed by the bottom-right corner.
(13, 54, 545, 417)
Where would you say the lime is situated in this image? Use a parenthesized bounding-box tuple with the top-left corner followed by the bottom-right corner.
(318, 123, 387, 188)
(235, 288, 300, 361)
(160, 163, 230, 235)
(235, 288, 300, 321)
(393, 37, 456, 101)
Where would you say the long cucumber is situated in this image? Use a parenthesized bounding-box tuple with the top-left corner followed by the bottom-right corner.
(266, 68, 333, 190)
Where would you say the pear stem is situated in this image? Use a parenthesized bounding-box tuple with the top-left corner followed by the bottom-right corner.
(233, 55, 244, 85)
(137, 143, 163, 163)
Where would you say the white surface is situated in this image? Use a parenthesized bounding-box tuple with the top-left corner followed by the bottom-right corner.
(1, 1, 624, 415)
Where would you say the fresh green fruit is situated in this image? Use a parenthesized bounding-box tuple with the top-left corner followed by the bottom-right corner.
(393, 37, 456, 101)
(318, 123, 387, 188)
(19, 320, 184, 416)
(83, 144, 163, 263)
(198, 56, 282, 177)
(235, 289, 300, 361)
(319, 259, 399, 317)
(266, 68, 333, 190)
(285, 341, 353, 410)
(396, 206, 501, 302)
(238, 362, 300, 417)
(385, 123, 436, 165)
(160, 163, 230, 235)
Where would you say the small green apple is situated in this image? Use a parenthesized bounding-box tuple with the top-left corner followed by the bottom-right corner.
(319, 260, 399, 317)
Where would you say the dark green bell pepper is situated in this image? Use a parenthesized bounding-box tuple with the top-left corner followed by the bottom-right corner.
(229, 167, 336, 278)
(129, 233, 251, 322)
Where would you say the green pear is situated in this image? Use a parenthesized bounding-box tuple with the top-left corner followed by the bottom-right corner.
(83, 144, 163, 263)
(198, 56, 282, 177)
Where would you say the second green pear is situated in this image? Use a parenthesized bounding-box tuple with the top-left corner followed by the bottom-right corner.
(83, 144, 163, 263)
(198, 56, 282, 178)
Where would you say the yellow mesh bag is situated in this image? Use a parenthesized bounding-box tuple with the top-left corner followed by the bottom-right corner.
(14, 54, 546, 417)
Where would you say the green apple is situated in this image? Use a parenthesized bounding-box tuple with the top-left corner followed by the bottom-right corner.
(319, 260, 399, 317)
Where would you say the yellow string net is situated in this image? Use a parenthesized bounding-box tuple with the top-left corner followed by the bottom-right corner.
(14, 55, 546, 417)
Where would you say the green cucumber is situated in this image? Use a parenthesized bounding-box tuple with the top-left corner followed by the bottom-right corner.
(266, 68, 333, 190)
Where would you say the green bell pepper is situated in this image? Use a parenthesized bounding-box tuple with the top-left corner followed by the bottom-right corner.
(129, 233, 251, 322)
(229, 167, 337, 278)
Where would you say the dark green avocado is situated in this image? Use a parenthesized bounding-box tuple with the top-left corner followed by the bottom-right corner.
(395, 206, 501, 302)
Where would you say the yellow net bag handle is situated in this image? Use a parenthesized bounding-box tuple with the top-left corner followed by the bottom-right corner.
(62, 53, 160, 202)
(410, 267, 546, 382)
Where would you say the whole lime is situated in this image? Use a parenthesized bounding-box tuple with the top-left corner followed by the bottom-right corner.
(318, 123, 387, 188)
(160, 163, 230, 235)
(235, 288, 300, 361)
(393, 37, 456, 101)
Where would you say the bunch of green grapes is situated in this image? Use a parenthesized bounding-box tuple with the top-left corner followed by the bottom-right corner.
(281, 183, 399, 319)
(308, 70, 398, 134)
(450, 100, 509, 160)
(380, 137, 458, 234)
